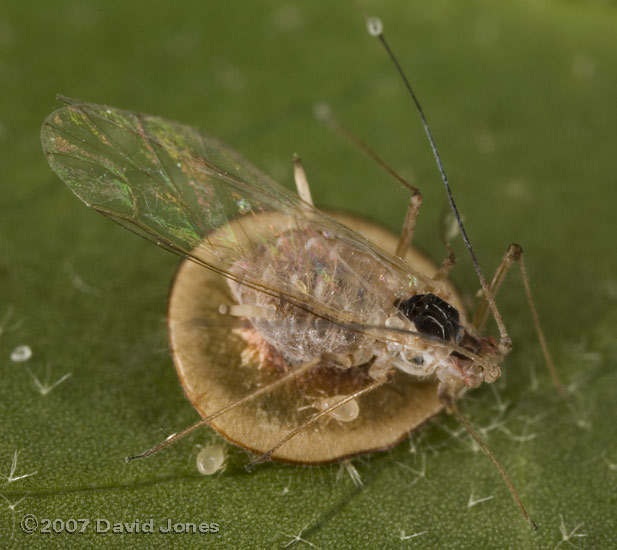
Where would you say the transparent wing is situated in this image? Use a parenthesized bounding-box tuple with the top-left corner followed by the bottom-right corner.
(41, 99, 435, 331)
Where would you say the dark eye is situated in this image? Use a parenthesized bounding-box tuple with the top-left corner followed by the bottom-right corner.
(395, 293, 463, 343)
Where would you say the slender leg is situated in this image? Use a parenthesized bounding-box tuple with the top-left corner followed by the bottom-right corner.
(218, 303, 276, 320)
(245, 370, 393, 470)
(433, 251, 456, 282)
(472, 243, 566, 397)
(518, 254, 566, 396)
(395, 191, 423, 259)
(473, 244, 522, 332)
(293, 154, 313, 206)
(434, 207, 458, 281)
(315, 106, 423, 257)
(446, 398, 537, 530)
(126, 357, 320, 461)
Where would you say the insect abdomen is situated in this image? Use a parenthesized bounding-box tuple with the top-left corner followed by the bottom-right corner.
(229, 229, 397, 364)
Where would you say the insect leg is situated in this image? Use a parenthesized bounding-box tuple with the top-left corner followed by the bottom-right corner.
(472, 244, 521, 332)
(218, 303, 277, 320)
(245, 369, 394, 471)
(433, 207, 458, 281)
(445, 397, 538, 530)
(126, 357, 320, 462)
(314, 106, 423, 257)
(432, 251, 456, 282)
(472, 244, 566, 396)
(320, 347, 374, 369)
(293, 154, 314, 206)
(394, 191, 423, 259)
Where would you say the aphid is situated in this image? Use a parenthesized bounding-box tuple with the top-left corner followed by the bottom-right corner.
(41, 16, 562, 528)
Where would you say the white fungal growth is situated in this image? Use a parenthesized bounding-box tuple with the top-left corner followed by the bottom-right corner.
(64, 262, 101, 295)
(25, 364, 72, 396)
(341, 461, 363, 488)
(555, 514, 587, 549)
(196, 444, 226, 476)
(281, 522, 319, 549)
(10, 345, 32, 363)
(467, 490, 494, 509)
(0, 492, 26, 540)
(1, 450, 37, 484)
(366, 17, 383, 37)
(399, 529, 428, 542)
(0, 307, 15, 339)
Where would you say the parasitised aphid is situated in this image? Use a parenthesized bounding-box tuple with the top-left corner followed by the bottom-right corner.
(41, 16, 563, 529)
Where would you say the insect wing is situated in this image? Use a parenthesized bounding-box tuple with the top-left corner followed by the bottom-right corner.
(41, 100, 432, 331)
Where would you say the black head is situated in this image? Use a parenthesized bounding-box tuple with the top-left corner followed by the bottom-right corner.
(396, 293, 464, 343)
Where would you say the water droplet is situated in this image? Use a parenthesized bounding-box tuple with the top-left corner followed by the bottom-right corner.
(366, 17, 383, 37)
(10, 345, 32, 363)
(196, 444, 226, 475)
(319, 396, 359, 423)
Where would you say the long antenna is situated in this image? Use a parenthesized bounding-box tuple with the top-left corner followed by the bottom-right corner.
(362, 13, 541, 530)
(365, 17, 511, 353)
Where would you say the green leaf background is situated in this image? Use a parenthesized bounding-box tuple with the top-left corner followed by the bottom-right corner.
(1, 1, 616, 548)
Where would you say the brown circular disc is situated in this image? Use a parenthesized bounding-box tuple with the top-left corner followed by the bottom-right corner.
(168, 212, 465, 464)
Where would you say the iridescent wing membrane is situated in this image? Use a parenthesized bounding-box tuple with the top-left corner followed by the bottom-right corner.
(41, 99, 433, 338)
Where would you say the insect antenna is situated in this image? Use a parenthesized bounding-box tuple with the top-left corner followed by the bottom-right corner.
(364, 14, 538, 528)
(365, 17, 511, 354)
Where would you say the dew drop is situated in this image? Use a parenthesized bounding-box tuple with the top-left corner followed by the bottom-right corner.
(367, 17, 383, 37)
(319, 396, 360, 423)
(10, 345, 32, 363)
(196, 444, 226, 475)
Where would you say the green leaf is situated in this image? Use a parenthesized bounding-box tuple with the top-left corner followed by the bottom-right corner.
(2, 1, 615, 548)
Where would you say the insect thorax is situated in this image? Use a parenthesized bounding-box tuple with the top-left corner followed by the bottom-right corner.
(228, 227, 493, 392)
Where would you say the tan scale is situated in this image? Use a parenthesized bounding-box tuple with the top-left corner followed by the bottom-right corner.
(169, 211, 465, 464)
